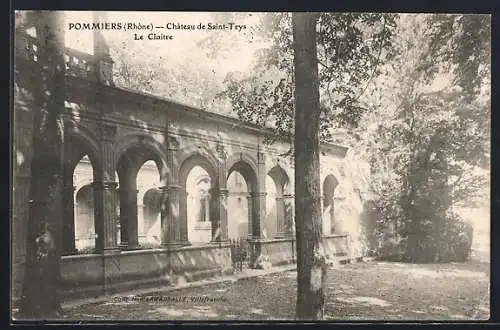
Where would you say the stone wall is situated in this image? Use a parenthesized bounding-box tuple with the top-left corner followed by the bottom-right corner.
(59, 244, 232, 300)
(12, 39, 371, 302)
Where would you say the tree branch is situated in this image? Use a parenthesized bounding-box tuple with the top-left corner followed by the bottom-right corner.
(323, 16, 387, 113)
(317, 59, 329, 69)
(351, 16, 387, 104)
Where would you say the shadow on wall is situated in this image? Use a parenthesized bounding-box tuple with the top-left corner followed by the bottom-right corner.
(359, 200, 379, 256)
(334, 188, 366, 255)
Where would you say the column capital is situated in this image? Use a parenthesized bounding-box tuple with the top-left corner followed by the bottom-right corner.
(257, 151, 266, 164)
(208, 187, 229, 196)
(167, 136, 180, 151)
(251, 192, 267, 198)
(92, 181, 118, 190)
(217, 188, 229, 197)
(159, 184, 183, 192)
(216, 141, 227, 160)
(99, 124, 117, 141)
(284, 194, 295, 199)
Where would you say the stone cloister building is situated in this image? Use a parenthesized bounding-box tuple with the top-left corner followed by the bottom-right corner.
(13, 20, 365, 300)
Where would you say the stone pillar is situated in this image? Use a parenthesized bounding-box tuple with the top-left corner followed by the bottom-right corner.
(118, 174, 139, 249)
(204, 197, 211, 221)
(178, 188, 189, 244)
(249, 149, 270, 268)
(160, 136, 186, 247)
(247, 195, 253, 239)
(330, 197, 335, 234)
(160, 185, 183, 247)
(61, 179, 76, 254)
(254, 150, 267, 238)
(118, 187, 128, 247)
(137, 200, 144, 243)
(211, 188, 229, 242)
(275, 195, 285, 238)
(96, 181, 121, 295)
(211, 142, 229, 242)
(93, 181, 119, 250)
(94, 123, 119, 252)
(127, 189, 139, 248)
(284, 194, 295, 237)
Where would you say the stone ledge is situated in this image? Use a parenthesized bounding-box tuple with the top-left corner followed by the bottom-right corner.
(58, 267, 231, 302)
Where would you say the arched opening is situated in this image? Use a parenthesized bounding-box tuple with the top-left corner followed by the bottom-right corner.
(186, 166, 213, 243)
(74, 183, 95, 251)
(227, 171, 250, 239)
(323, 174, 339, 235)
(267, 165, 291, 238)
(265, 175, 277, 239)
(136, 160, 162, 247)
(140, 187, 162, 245)
(179, 154, 218, 244)
(117, 146, 165, 249)
(63, 129, 102, 255)
(227, 160, 258, 240)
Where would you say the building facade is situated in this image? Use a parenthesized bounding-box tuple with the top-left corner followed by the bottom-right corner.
(13, 21, 369, 301)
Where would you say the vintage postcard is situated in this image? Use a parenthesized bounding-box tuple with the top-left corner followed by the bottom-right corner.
(12, 10, 490, 322)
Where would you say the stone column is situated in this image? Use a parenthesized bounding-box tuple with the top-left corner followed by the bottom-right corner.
(118, 173, 139, 249)
(93, 181, 119, 251)
(137, 200, 144, 244)
(118, 187, 128, 247)
(204, 197, 210, 221)
(247, 195, 253, 239)
(284, 194, 295, 237)
(275, 194, 285, 238)
(211, 142, 228, 242)
(94, 123, 119, 252)
(253, 150, 267, 238)
(127, 189, 139, 248)
(249, 149, 270, 268)
(330, 197, 335, 234)
(61, 179, 76, 254)
(211, 188, 229, 242)
(178, 188, 189, 244)
(160, 185, 183, 247)
(159, 136, 186, 247)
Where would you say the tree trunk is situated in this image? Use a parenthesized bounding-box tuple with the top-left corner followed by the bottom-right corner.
(292, 12, 327, 320)
(18, 11, 66, 319)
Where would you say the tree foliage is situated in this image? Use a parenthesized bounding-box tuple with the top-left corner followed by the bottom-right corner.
(217, 13, 399, 143)
(359, 14, 490, 262)
(108, 32, 229, 112)
(217, 13, 489, 263)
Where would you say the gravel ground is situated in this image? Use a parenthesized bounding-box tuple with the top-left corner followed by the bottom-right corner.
(57, 260, 490, 321)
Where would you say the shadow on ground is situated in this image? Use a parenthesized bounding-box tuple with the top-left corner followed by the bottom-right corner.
(60, 261, 489, 321)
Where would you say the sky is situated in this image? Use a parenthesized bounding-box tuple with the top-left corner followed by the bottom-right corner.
(62, 11, 265, 78)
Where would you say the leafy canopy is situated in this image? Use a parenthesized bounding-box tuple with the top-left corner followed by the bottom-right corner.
(217, 13, 399, 144)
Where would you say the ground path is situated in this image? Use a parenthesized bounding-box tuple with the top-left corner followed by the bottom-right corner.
(55, 261, 492, 321)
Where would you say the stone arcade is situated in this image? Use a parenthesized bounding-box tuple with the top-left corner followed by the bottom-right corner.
(13, 25, 362, 301)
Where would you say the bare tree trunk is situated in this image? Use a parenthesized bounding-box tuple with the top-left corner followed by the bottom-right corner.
(292, 12, 326, 320)
(18, 11, 66, 319)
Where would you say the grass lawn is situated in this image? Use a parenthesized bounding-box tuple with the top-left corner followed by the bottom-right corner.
(61, 260, 489, 321)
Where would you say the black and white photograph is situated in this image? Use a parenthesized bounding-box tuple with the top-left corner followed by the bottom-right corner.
(12, 10, 490, 321)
